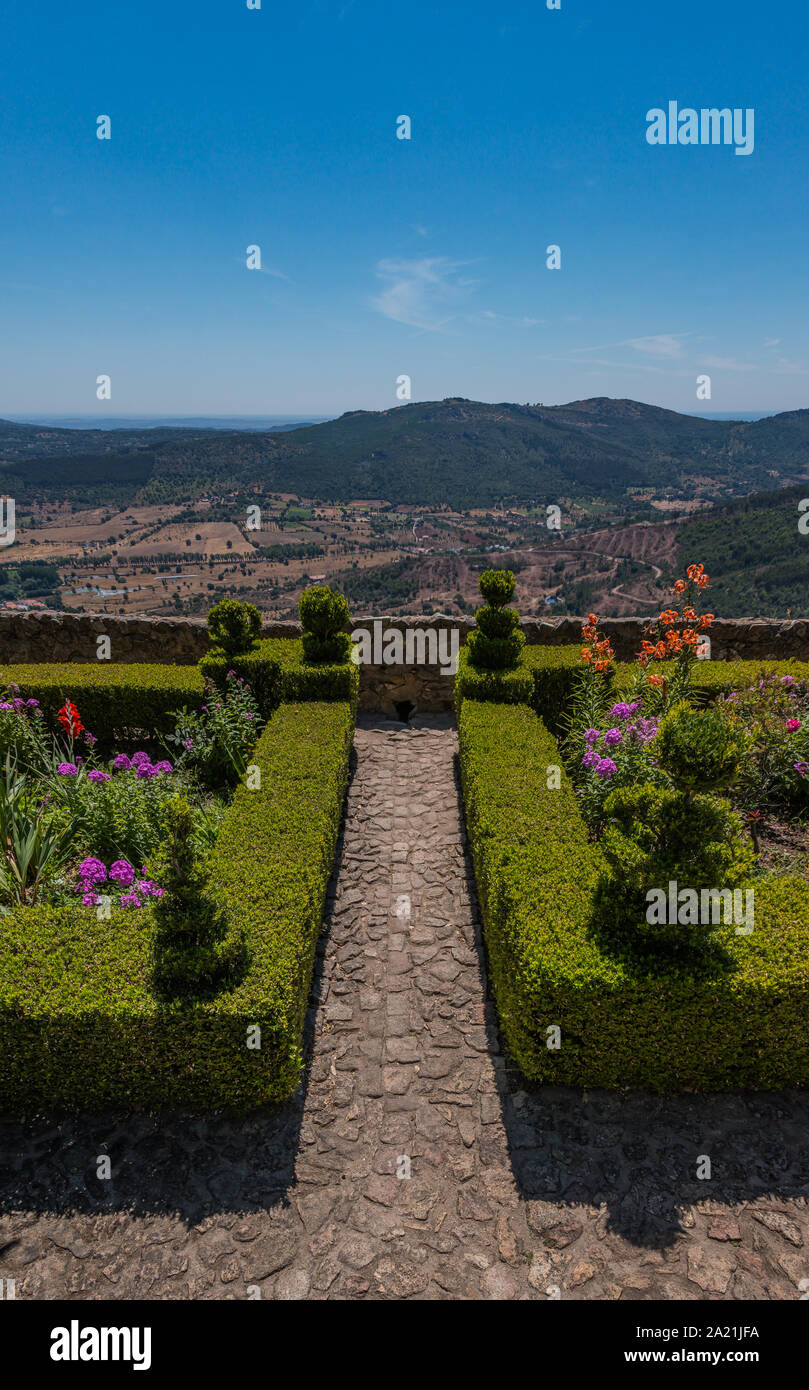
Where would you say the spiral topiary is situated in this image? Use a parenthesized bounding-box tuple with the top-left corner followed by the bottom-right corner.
(466, 568, 525, 671)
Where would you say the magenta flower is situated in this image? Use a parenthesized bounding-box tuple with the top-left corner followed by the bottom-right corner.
(57, 762, 78, 776)
(130, 751, 151, 767)
(120, 892, 142, 909)
(603, 728, 623, 747)
(596, 758, 617, 780)
(794, 761, 809, 776)
(88, 769, 111, 782)
(787, 719, 802, 732)
(109, 860, 135, 885)
(113, 753, 132, 770)
(79, 858, 107, 884)
(583, 728, 600, 744)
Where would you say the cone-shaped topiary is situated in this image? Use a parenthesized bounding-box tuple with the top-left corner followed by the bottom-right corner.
(207, 599, 262, 657)
(466, 568, 525, 671)
(299, 584, 352, 664)
(150, 796, 246, 994)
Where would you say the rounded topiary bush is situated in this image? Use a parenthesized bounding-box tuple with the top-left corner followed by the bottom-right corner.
(466, 629, 526, 670)
(653, 700, 743, 794)
(479, 568, 516, 607)
(468, 568, 524, 671)
(597, 782, 755, 949)
(299, 585, 352, 664)
(475, 605, 520, 640)
(207, 599, 262, 657)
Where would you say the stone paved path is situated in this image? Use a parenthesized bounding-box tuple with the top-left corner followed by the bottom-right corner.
(1, 714, 808, 1300)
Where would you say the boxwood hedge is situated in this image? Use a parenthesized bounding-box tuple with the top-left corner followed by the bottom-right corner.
(0, 700, 355, 1112)
(200, 638, 358, 710)
(0, 662, 206, 741)
(458, 698, 809, 1091)
(456, 644, 809, 733)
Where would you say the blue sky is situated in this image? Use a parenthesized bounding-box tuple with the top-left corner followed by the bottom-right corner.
(2, 0, 807, 416)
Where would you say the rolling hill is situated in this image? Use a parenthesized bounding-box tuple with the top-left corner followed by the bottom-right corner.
(1, 397, 809, 509)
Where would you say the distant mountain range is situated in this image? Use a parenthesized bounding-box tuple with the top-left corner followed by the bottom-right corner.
(1, 397, 809, 509)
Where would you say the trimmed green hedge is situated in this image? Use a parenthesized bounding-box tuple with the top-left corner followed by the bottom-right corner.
(200, 637, 358, 709)
(0, 700, 355, 1112)
(0, 663, 205, 741)
(261, 638, 359, 707)
(455, 647, 534, 706)
(457, 644, 809, 733)
(198, 642, 282, 716)
(458, 698, 809, 1090)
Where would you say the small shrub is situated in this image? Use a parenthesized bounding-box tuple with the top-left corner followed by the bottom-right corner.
(598, 782, 755, 948)
(653, 700, 743, 794)
(301, 630, 352, 664)
(478, 569, 515, 606)
(207, 599, 262, 657)
(299, 586, 352, 665)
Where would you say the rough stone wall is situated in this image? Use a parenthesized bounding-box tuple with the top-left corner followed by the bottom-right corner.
(0, 611, 300, 666)
(0, 609, 807, 714)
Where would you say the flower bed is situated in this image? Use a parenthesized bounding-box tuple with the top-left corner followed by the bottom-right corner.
(458, 699, 809, 1090)
(0, 699, 355, 1112)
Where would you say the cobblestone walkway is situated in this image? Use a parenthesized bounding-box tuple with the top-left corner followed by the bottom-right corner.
(1, 714, 808, 1300)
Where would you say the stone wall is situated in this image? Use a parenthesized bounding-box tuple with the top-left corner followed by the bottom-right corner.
(1, 608, 807, 715)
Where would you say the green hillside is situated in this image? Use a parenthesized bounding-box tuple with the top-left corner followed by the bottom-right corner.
(677, 484, 809, 616)
(2, 398, 809, 509)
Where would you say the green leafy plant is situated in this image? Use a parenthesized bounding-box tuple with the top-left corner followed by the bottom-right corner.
(298, 585, 352, 663)
(0, 757, 74, 905)
(466, 568, 525, 671)
(168, 672, 263, 788)
(597, 782, 755, 947)
(206, 599, 262, 657)
(653, 700, 743, 795)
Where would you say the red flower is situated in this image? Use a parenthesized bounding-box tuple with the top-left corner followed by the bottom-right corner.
(58, 700, 84, 737)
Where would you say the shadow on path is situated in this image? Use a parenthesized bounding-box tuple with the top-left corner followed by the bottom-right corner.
(452, 749, 809, 1252)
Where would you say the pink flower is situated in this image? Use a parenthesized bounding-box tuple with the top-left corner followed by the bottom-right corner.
(88, 769, 111, 782)
(787, 718, 801, 732)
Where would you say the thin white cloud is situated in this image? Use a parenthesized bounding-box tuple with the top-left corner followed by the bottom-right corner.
(562, 332, 692, 358)
(764, 337, 781, 348)
(701, 355, 759, 372)
(772, 357, 809, 375)
(480, 310, 545, 327)
(372, 257, 475, 330)
(625, 333, 688, 358)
